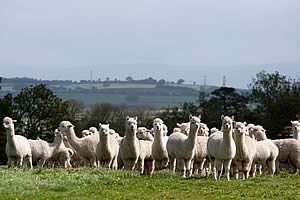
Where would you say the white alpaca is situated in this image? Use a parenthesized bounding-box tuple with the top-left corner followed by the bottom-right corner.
(252, 127, 300, 173)
(176, 122, 190, 135)
(137, 127, 154, 141)
(167, 115, 201, 177)
(59, 121, 99, 167)
(291, 120, 300, 140)
(81, 130, 90, 137)
(89, 127, 98, 135)
(96, 123, 119, 169)
(152, 118, 169, 170)
(119, 116, 140, 170)
(197, 123, 209, 137)
(252, 139, 279, 177)
(47, 130, 74, 168)
(207, 115, 236, 181)
(3, 117, 33, 169)
(232, 122, 256, 180)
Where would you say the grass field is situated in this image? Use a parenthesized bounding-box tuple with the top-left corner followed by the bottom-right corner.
(56, 92, 198, 107)
(0, 167, 299, 200)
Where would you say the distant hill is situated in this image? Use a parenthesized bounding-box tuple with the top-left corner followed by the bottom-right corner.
(0, 76, 248, 107)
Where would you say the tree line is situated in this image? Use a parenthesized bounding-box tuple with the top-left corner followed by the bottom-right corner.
(0, 71, 299, 164)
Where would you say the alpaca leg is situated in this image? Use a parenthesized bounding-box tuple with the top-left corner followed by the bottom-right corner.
(223, 159, 232, 181)
(193, 162, 199, 175)
(169, 157, 176, 173)
(216, 160, 223, 180)
(161, 158, 168, 170)
(275, 160, 280, 174)
(155, 160, 161, 170)
(177, 159, 186, 177)
(112, 157, 118, 170)
(267, 160, 276, 176)
(7, 158, 12, 168)
(28, 157, 33, 169)
(149, 160, 155, 176)
(250, 163, 256, 178)
(211, 159, 217, 180)
(185, 159, 192, 177)
(17, 158, 23, 168)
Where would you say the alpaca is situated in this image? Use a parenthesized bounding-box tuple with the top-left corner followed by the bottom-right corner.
(96, 123, 119, 169)
(207, 115, 236, 181)
(119, 116, 140, 170)
(152, 118, 169, 170)
(233, 122, 256, 179)
(58, 121, 99, 167)
(3, 117, 33, 169)
(166, 115, 201, 177)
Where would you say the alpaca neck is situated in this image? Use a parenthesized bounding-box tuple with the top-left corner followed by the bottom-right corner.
(186, 126, 198, 147)
(100, 136, 111, 149)
(66, 127, 82, 150)
(5, 128, 16, 149)
(293, 129, 300, 140)
(154, 129, 164, 145)
(256, 132, 268, 141)
(223, 129, 234, 146)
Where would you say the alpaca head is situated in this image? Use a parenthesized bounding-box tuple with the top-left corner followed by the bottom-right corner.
(89, 127, 98, 135)
(54, 129, 64, 140)
(210, 127, 219, 134)
(3, 117, 16, 131)
(234, 121, 247, 136)
(137, 127, 151, 140)
(291, 120, 300, 132)
(246, 123, 255, 136)
(189, 115, 201, 131)
(99, 123, 110, 137)
(221, 115, 234, 132)
(81, 130, 90, 137)
(153, 118, 164, 132)
(198, 123, 209, 136)
(58, 121, 74, 134)
(176, 122, 190, 134)
(125, 116, 138, 133)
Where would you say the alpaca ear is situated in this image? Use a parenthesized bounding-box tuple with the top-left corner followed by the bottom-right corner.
(126, 116, 130, 121)
(231, 116, 234, 121)
(198, 115, 201, 120)
(189, 114, 193, 120)
(107, 124, 110, 128)
(176, 123, 181, 127)
(99, 123, 102, 127)
(244, 121, 247, 126)
(221, 115, 224, 120)
(13, 120, 17, 123)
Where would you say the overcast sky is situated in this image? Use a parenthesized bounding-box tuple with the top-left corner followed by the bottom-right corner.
(0, 0, 299, 88)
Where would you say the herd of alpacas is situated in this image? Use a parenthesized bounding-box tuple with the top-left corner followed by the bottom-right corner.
(3, 114, 300, 181)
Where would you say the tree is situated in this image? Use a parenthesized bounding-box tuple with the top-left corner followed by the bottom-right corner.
(199, 87, 250, 129)
(249, 71, 300, 138)
(12, 84, 70, 140)
(126, 76, 134, 82)
(177, 79, 185, 84)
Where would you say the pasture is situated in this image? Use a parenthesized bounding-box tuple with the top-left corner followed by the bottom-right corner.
(0, 167, 298, 200)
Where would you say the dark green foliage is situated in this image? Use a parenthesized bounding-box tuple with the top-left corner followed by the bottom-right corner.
(249, 71, 300, 138)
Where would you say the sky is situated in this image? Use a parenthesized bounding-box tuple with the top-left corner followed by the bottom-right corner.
(0, 0, 299, 88)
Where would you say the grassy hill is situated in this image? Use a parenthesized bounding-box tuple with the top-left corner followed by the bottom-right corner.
(0, 167, 298, 200)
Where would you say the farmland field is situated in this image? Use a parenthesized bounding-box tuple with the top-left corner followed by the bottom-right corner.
(56, 92, 198, 107)
(0, 167, 299, 200)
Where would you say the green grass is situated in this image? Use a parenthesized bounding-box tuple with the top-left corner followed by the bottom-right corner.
(0, 167, 299, 200)
(56, 93, 198, 107)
